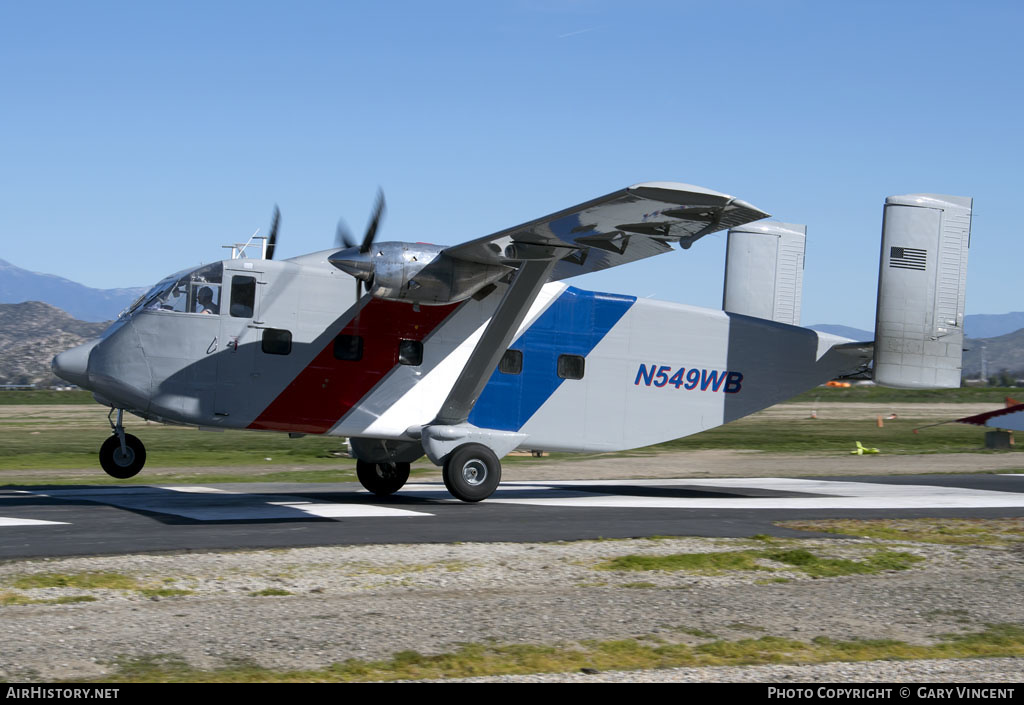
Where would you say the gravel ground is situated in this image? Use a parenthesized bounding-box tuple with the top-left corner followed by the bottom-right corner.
(413, 658, 1024, 683)
(1, 400, 1021, 683)
(0, 532, 1022, 682)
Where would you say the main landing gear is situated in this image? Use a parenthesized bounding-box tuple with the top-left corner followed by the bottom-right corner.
(441, 443, 501, 503)
(352, 442, 504, 502)
(99, 409, 146, 479)
(356, 460, 411, 496)
(349, 436, 507, 502)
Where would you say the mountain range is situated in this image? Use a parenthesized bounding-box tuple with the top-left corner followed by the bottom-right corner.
(962, 328, 1024, 379)
(0, 302, 109, 386)
(0, 259, 146, 322)
(808, 323, 1023, 379)
(810, 314, 1024, 342)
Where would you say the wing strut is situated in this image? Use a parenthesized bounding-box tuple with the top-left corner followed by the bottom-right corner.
(432, 245, 565, 426)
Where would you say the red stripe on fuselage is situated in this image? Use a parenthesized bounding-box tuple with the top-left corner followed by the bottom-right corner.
(248, 299, 461, 433)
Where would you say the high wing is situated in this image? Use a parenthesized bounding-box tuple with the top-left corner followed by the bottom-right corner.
(425, 182, 769, 437)
(443, 181, 769, 281)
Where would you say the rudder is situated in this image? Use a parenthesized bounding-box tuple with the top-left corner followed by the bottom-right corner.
(873, 193, 972, 389)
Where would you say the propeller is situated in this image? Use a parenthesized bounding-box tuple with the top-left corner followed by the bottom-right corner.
(361, 189, 386, 253)
(265, 206, 281, 260)
(333, 189, 386, 298)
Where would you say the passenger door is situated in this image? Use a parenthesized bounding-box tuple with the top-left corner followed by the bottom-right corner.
(214, 266, 264, 422)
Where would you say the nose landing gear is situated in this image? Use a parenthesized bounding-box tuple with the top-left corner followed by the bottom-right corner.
(99, 409, 147, 479)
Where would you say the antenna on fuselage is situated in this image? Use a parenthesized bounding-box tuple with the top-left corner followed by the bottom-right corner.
(222, 206, 281, 260)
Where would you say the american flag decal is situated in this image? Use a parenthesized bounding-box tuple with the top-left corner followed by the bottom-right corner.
(889, 246, 927, 271)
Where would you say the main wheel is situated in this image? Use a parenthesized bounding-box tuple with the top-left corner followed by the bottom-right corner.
(442, 443, 501, 502)
(99, 434, 146, 479)
(356, 460, 411, 496)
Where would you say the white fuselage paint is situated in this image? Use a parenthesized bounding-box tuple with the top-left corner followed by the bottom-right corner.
(521, 299, 735, 452)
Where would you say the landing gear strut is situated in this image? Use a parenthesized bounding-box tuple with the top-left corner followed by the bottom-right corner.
(356, 460, 410, 496)
(99, 409, 146, 479)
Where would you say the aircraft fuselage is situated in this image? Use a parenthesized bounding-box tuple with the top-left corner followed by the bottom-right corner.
(57, 251, 862, 454)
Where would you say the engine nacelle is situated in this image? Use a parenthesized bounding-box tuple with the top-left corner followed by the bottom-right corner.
(330, 242, 513, 305)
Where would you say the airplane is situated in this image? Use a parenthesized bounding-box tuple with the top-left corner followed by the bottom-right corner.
(954, 398, 1024, 432)
(51, 183, 973, 502)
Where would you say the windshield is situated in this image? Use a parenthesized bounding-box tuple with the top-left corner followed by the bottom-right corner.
(123, 263, 224, 317)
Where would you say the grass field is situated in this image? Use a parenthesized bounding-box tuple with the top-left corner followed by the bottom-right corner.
(787, 385, 1021, 404)
(0, 387, 1018, 481)
(650, 413, 998, 455)
(0, 390, 97, 405)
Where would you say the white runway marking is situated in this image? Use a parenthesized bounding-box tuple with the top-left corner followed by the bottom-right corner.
(476, 478, 1024, 509)
(30, 487, 433, 521)
(13, 477, 1024, 522)
(0, 517, 70, 527)
(0, 491, 71, 526)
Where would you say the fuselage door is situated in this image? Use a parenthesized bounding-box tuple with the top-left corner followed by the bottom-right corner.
(213, 265, 265, 420)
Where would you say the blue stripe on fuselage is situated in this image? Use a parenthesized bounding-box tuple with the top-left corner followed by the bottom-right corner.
(468, 286, 635, 432)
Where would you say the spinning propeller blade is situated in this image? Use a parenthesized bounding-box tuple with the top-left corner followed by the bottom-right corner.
(361, 189, 386, 253)
(330, 189, 387, 299)
(335, 220, 356, 250)
(265, 206, 281, 260)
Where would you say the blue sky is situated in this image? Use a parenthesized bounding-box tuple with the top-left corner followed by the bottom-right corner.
(2, 1, 1021, 329)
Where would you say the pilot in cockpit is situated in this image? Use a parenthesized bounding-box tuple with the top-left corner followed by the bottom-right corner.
(197, 286, 219, 315)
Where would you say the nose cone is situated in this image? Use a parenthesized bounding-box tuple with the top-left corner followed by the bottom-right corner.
(52, 339, 99, 388)
(328, 248, 374, 281)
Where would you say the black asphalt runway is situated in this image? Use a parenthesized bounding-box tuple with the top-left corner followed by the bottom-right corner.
(1, 473, 1023, 559)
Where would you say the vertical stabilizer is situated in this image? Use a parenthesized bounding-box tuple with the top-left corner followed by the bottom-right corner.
(723, 221, 806, 325)
(873, 193, 972, 389)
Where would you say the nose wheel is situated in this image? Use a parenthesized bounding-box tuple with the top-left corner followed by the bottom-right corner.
(99, 408, 147, 479)
(99, 434, 147, 479)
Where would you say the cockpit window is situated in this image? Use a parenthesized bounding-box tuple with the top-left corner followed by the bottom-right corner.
(133, 263, 224, 316)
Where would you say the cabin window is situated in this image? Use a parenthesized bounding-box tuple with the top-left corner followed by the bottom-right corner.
(230, 276, 256, 318)
(334, 334, 363, 361)
(398, 339, 423, 366)
(499, 349, 523, 375)
(557, 354, 585, 380)
(261, 329, 292, 355)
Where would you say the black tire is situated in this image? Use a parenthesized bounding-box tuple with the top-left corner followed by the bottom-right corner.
(99, 434, 146, 479)
(356, 459, 411, 496)
(442, 443, 501, 502)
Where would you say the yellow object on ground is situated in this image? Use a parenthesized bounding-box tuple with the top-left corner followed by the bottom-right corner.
(851, 441, 880, 455)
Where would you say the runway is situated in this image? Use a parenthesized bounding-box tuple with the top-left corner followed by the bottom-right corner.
(2, 473, 1023, 558)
